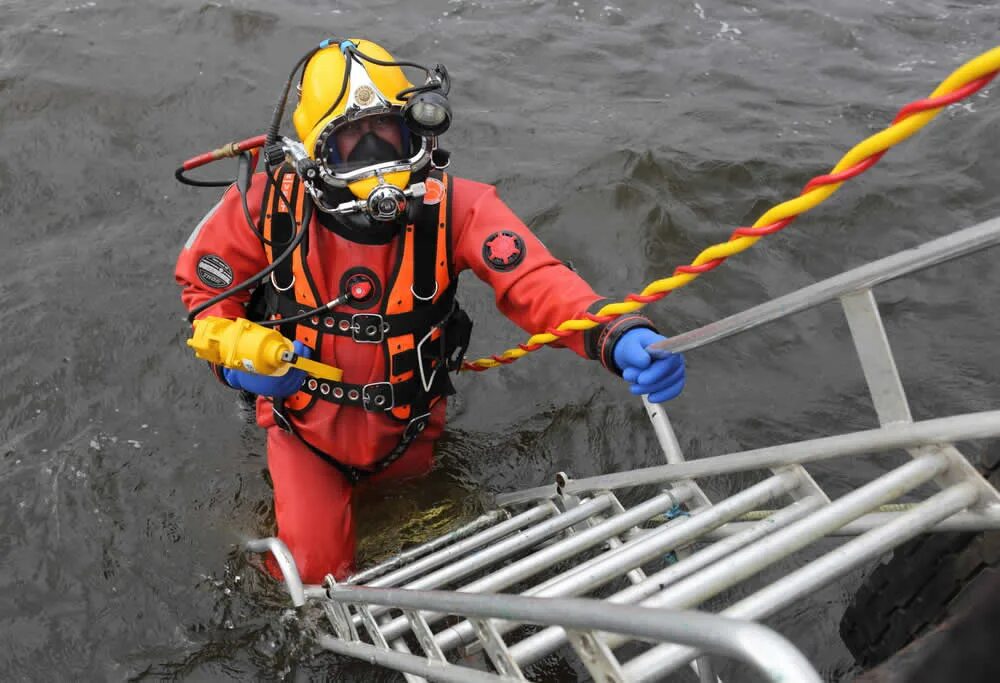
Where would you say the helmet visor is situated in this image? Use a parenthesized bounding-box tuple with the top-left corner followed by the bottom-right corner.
(320, 113, 415, 175)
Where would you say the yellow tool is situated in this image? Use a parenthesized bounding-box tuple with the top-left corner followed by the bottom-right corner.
(187, 317, 343, 381)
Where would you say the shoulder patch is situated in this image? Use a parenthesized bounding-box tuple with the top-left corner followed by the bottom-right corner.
(196, 254, 234, 289)
(482, 231, 526, 272)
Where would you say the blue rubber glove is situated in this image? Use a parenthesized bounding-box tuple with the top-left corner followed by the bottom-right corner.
(612, 328, 685, 403)
(222, 341, 311, 398)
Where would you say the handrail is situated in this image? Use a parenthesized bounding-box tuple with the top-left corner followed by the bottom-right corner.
(245, 537, 306, 607)
(649, 215, 1000, 356)
(324, 584, 822, 683)
(496, 410, 1000, 506)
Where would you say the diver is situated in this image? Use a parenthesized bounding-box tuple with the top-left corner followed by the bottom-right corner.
(175, 39, 686, 584)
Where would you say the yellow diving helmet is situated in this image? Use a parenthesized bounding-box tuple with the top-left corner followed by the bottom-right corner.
(286, 39, 452, 223)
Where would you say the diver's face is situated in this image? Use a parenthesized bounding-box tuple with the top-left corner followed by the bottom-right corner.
(334, 114, 403, 160)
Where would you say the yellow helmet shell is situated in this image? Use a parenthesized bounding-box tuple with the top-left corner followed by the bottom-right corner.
(293, 39, 413, 162)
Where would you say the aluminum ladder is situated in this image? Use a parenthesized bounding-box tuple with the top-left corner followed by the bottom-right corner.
(248, 215, 1000, 682)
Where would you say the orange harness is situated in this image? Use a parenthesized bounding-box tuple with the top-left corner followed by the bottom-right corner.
(256, 167, 469, 482)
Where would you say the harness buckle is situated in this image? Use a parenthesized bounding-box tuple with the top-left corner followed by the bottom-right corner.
(272, 405, 293, 433)
(404, 413, 431, 440)
(414, 302, 466, 391)
(351, 313, 386, 343)
(415, 325, 443, 393)
(362, 382, 395, 411)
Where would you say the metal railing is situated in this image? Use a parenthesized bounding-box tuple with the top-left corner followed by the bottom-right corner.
(247, 216, 1000, 682)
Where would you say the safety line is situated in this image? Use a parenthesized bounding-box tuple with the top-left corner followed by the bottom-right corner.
(462, 46, 1000, 372)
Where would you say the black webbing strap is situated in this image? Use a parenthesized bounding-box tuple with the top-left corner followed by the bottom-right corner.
(264, 167, 299, 339)
(269, 283, 456, 341)
(272, 403, 431, 485)
(266, 170, 297, 289)
(410, 170, 441, 305)
(300, 366, 451, 412)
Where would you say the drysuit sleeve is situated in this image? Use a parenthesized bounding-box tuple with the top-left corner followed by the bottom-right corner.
(175, 178, 269, 320)
(450, 177, 652, 365)
(175, 177, 270, 381)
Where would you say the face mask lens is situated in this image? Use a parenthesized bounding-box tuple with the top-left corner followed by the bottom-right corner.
(321, 114, 408, 174)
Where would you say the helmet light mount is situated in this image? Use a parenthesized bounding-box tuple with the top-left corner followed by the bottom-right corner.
(402, 89, 452, 137)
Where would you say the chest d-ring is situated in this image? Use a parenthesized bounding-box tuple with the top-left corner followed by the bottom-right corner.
(270, 271, 296, 292)
(411, 282, 438, 302)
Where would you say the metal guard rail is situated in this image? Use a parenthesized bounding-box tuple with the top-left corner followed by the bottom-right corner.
(319, 584, 822, 683)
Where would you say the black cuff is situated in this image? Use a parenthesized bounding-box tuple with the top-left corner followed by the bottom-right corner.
(209, 362, 229, 386)
(582, 301, 657, 376)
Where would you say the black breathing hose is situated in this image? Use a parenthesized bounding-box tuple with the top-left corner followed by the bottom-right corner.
(265, 47, 322, 148)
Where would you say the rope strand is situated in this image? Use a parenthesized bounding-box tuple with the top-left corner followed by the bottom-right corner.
(462, 47, 1000, 372)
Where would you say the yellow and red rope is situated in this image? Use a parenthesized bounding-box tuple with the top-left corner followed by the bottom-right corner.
(462, 46, 1000, 372)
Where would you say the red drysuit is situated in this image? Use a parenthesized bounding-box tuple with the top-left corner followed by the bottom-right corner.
(176, 171, 632, 583)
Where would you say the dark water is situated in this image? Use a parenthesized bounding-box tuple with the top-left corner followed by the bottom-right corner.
(2, 0, 999, 680)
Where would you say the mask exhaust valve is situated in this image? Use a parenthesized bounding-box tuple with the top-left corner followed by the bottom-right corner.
(366, 184, 407, 222)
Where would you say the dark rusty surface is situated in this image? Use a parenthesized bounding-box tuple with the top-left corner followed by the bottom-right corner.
(854, 569, 1000, 683)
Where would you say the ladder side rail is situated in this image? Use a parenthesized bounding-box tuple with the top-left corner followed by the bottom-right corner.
(318, 634, 521, 683)
(699, 505, 1000, 540)
(322, 586, 822, 683)
(496, 410, 1000, 505)
(644, 399, 717, 510)
(840, 289, 912, 425)
(245, 538, 305, 607)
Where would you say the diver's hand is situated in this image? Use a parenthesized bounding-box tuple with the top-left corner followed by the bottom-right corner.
(222, 341, 311, 398)
(612, 328, 685, 403)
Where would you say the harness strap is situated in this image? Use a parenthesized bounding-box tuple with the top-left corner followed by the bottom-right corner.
(271, 283, 456, 342)
(272, 404, 431, 485)
(411, 183, 440, 303)
(265, 169, 300, 340)
(300, 366, 451, 412)
(262, 168, 455, 483)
